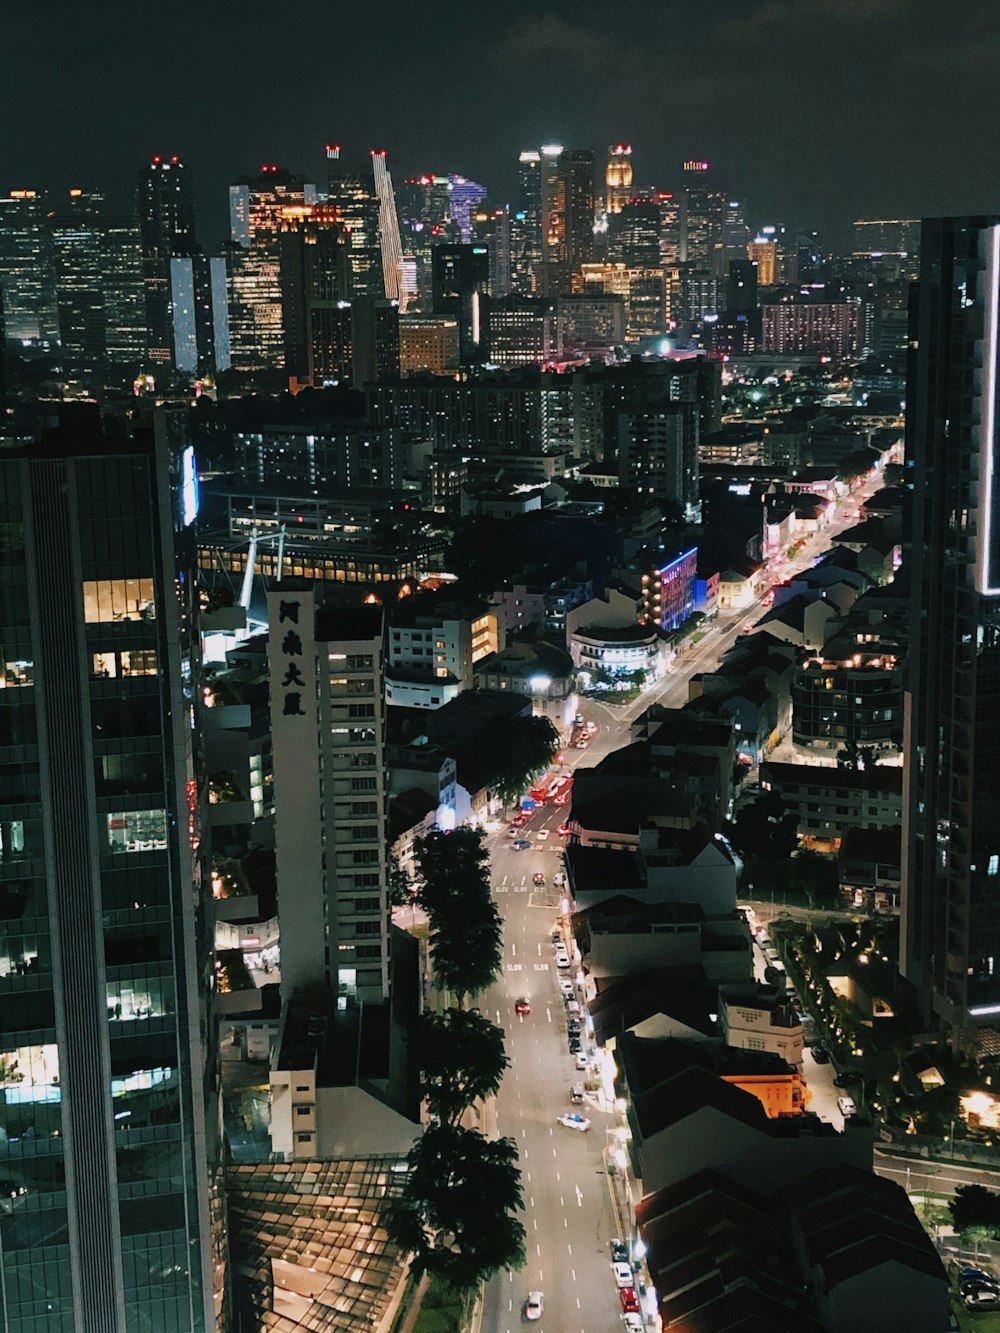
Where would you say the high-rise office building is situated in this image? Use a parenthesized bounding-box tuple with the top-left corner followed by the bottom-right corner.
(372, 149, 405, 304)
(227, 166, 311, 373)
(266, 591, 389, 1005)
(447, 175, 487, 242)
(902, 215, 1000, 1032)
(325, 145, 383, 298)
(277, 204, 352, 381)
(100, 218, 147, 370)
(606, 144, 634, 215)
(470, 206, 512, 297)
(607, 201, 661, 268)
(169, 253, 231, 377)
(0, 406, 223, 1330)
(0, 189, 60, 344)
(510, 151, 543, 295)
(431, 243, 490, 363)
(51, 189, 107, 379)
(678, 160, 725, 269)
(138, 157, 198, 365)
(747, 235, 778, 287)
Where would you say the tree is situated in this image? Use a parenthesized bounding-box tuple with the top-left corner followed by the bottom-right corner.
(486, 714, 558, 808)
(388, 856, 415, 909)
(835, 450, 878, 485)
(729, 791, 798, 864)
(836, 741, 878, 771)
(417, 1008, 509, 1126)
(950, 1185, 1000, 1238)
(387, 1124, 526, 1291)
(414, 828, 504, 1002)
(430, 897, 504, 1003)
(883, 462, 904, 487)
(781, 851, 840, 908)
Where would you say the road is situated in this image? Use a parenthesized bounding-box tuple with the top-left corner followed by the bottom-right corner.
(478, 476, 883, 1331)
(480, 795, 624, 1333)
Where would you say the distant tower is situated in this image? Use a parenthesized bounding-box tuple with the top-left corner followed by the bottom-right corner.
(606, 144, 633, 215)
(137, 156, 197, 364)
(371, 149, 405, 306)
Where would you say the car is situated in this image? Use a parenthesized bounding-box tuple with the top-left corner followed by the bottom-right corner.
(837, 1096, 857, 1117)
(515, 997, 531, 1015)
(557, 825, 571, 838)
(621, 1316, 644, 1333)
(533, 872, 546, 886)
(556, 953, 571, 970)
(619, 1288, 640, 1315)
(612, 1261, 634, 1288)
(567, 1027, 581, 1043)
(558, 978, 574, 997)
(523, 1290, 544, 1321)
(575, 1051, 590, 1070)
(553, 872, 567, 887)
(609, 1238, 629, 1263)
(570, 1083, 585, 1104)
(551, 928, 562, 942)
(965, 1290, 1000, 1310)
(833, 1073, 856, 1088)
(958, 1267, 995, 1282)
(537, 830, 550, 842)
(513, 839, 531, 851)
(574, 738, 589, 749)
(568, 1036, 582, 1053)
(557, 1112, 591, 1132)
(586, 720, 598, 734)
(811, 1045, 830, 1063)
(511, 813, 529, 828)
(961, 1278, 1000, 1298)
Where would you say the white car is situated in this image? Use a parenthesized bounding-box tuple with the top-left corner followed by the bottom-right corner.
(557, 1112, 591, 1132)
(553, 872, 567, 888)
(622, 1316, 644, 1333)
(837, 1096, 857, 1118)
(574, 1051, 590, 1071)
(612, 1261, 634, 1288)
(537, 829, 550, 842)
(556, 952, 571, 970)
(558, 977, 574, 997)
(523, 1291, 544, 1321)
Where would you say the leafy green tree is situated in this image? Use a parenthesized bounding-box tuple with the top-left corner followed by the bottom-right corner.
(835, 450, 877, 484)
(387, 1124, 526, 1291)
(487, 714, 558, 808)
(388, 856, 414, 909)
(418, 1008, 509, 1126)
(415, 828, 491, 918)
(781, 851, 840, 907)
(883, 462, 904, 487)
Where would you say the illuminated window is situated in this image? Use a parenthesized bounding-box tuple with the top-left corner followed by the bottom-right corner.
(0, 820, 26, 861)
(106, 809, 167, 853)
(92, 649, 157, 679)
(82, 578, 155, 623)
(0, 660, 32, 688)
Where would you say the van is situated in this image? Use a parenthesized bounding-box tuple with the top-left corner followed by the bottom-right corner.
(566, 1000, 581, 1019)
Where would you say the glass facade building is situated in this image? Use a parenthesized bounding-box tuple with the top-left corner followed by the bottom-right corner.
(0, 409, 221, 1330)
(902, 215, 1000, 1030)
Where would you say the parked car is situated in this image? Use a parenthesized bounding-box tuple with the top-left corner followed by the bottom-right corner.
(619, 1288, 641, 1315)
(558, 977, 574, 998)
(811, 1046, 830, 1064)
(568, 1036, 582, 1053)
(515, 997, 531, 1015)
(833, 1073, 857, 1088)
(621, 1316, 644, 1333)
(609, 1238, 629, 1264)
(612, 1262, 634, 1288)
(553, 872, 567, 887)
(557, 1113, 590, 1132)
(965, 1290, 1000, 1310)
(523, 1291, 544, 1321)
(575, 1051, 590, 1071)
(556, 826, 571, 839)
(837, 1096, 857, 1117)
(556, 953, 571, 970)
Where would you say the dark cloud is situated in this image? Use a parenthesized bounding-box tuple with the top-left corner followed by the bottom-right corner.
(1, 0, 997, 246)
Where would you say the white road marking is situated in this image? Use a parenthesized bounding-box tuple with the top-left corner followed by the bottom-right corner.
(533, 1218, 538, 1231)
(546, 1008, 552, 1022)
(552, 1148, 557, 1157)
(536, 1243, 541, 1256)
(496, 1009, 501, 1024)
(563, 1218, 568, 1228)
(555, 1172, 560, 1182)
(571, 1269, 576, 1281)
(567, 1244, 572, 1255)
(529, 1197, 534, 1208)
(512, 943, 516, 958)
(575, 1185, 583, 1206)
(560, 1196, 564, 1207)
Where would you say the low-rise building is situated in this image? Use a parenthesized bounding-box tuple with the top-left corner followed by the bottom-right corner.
(761, 760, 903, 846)
(792, 649, 903, 751)
(838, 824, 902, 911)
(719, 982, 805, 1071)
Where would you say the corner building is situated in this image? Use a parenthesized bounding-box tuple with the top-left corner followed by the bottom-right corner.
(0, 409, 222, 1330)
(902, 216, 1000, 1032)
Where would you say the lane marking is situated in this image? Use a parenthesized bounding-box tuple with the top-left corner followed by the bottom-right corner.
(575, 1185, 583, 1206)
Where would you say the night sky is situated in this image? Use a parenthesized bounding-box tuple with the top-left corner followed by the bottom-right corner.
(4, 0, 999, 247)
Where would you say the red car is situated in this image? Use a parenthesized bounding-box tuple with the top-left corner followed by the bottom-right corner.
(619, 1288, 641, 1315)
(510, 813, 529, 828)
(515, 997, 531, 1015)
(557, 824, 571, 837)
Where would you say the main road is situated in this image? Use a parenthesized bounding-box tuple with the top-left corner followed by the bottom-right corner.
(478, 476, 884, 1331)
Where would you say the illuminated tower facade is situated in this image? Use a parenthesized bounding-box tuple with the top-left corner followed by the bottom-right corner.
(606, 144, 634, 215)
(138, 157, 197, 364)
(902, 215, 1000, 1032)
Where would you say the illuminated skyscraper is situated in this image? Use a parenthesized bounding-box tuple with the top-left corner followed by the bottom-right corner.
(510, 151, 543, 295)
(431, 243, 489, 363)
(138, 157, 197, 364)
(447, 174, 487, 242)
(0, 188, 60, 344)
(0, 406, 224, 1331)
(227, 165, 311, 372)
(372, 149, 405, 304)
(51, 189, 106, 378)
(325, 145, 383, 298)
(902, 215, 1000, 1032)
(277, 204, 352, 381)
(606, 144, 634, 215)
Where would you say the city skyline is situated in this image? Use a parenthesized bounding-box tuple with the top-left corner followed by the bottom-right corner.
(4, 0, 1000, 246)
